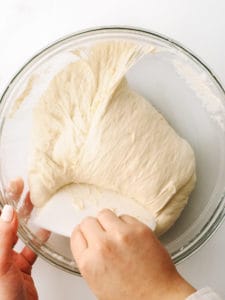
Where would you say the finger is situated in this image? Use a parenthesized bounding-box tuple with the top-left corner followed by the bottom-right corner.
(20, 246, 37, 266)
(35, 228, 51, 243)
(119, 214, 142, 225)
(18, 192, 33, 219)
(79, 216, 105, 245)
(0, 205, 18, 274)
(20, 228, 51, 267)
(97, 209, 124, 232)
(12, 251, 32, 275)
(70, 226, 88, 261)
(12, 234, 19, 248)
(5, 178, 24, 201)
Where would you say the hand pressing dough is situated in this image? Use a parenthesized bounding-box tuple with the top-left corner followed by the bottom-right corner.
(28, 41, 196, 235)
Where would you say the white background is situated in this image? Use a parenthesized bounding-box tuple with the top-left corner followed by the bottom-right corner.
(0, 1, 225, 299)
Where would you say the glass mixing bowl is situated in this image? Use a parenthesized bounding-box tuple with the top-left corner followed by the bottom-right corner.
(0, 27, 225, 275)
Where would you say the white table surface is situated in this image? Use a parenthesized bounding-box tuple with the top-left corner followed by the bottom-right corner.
(1, 1, 225, 299)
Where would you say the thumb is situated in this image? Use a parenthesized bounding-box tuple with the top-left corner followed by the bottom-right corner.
(0, 205, 18, 275)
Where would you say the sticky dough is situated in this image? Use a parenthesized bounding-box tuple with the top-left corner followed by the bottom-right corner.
(28, 41, 196, 235)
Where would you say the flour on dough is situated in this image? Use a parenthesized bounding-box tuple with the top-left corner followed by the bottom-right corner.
(28, 41, 196, 235)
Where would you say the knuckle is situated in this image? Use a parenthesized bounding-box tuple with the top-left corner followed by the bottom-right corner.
(80, 216, 95, 227)
(120, 214, 129, 219)
(116, 230, 132, 244)
(71, 226, 80, 240)
(95, 239, 112, 256)
(97, 208, 111, 218)
(78, 256, 90, 275)
(136, 224, 151, 237)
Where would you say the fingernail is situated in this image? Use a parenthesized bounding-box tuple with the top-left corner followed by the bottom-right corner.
(1, 205, 14, 222)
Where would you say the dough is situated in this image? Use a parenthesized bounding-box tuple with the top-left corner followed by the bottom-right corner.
(28, 41, 196, 235)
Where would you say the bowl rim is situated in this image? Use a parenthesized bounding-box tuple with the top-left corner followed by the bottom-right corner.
(0, 26, 225, 274)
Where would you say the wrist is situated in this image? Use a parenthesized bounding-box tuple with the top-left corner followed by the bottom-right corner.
(166, 273, 196, 300)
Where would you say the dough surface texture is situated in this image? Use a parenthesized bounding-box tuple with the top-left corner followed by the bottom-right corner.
(29, 41, 196, 235)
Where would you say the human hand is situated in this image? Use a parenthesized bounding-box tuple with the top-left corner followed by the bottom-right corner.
(0, 179, 49, 300)
(71, 209, 196, 300)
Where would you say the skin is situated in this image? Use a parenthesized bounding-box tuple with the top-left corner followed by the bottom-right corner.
(71, 209, 196, 300)
(0, 179, 49, 300)
(0, 210, 38, 300)
(0, 179, 196, 300)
